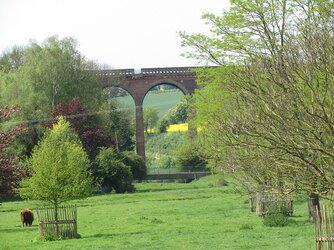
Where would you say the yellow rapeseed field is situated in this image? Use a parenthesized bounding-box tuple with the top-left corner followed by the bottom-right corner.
(167, 123, 188, 132)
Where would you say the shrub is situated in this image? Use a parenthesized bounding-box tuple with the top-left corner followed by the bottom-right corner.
(93, 148, 134, 193)
(158, 118, 169, 133)
(266, 201, 293, 216)
(174, 142, 207, 172)
(158, 155, 174, 169)
(122, 151, 147, 181)
(263, 214, 290, 227)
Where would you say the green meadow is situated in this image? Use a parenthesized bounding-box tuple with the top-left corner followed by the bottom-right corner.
(115, 89, 184, 118)
(0, 176, 314, 249)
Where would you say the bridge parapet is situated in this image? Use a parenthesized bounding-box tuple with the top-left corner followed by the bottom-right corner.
(94, 68, 135, 76)
(141, 67, 195, 76)
(94, 67, 197, 78)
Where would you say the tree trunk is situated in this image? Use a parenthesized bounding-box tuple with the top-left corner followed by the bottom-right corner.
(54, 203, 60, 237)
(114, 131, 119, 152)
(308, 192, 320, 222)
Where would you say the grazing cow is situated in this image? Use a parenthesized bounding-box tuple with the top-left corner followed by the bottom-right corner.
(20, 208, 34, 227)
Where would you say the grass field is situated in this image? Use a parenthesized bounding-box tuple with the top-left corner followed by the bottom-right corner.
(0, 176, 314, 249)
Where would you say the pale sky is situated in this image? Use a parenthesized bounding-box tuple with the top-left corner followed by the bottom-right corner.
(0, 0, 229, 69)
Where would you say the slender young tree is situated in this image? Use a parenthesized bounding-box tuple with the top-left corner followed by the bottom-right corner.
(144, 107, 159, 134)
(19, 117, 92, 214)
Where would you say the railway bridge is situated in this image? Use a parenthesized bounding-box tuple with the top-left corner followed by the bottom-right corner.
(95, 67, 198, 159)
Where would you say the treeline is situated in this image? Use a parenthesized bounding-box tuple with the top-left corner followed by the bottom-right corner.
(0, 36, 145, 199)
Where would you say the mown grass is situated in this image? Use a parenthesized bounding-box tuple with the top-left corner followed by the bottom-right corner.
(0, 176, 314, 249)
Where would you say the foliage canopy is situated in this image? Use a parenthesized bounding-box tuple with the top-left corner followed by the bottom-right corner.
(19, 117, 92, 207)
(181, 0, 334, 197)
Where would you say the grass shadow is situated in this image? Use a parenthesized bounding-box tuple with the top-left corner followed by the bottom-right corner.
(0, 225, 38, 233)
(135, 188, 176, 193)
(84, 231, 148, 239)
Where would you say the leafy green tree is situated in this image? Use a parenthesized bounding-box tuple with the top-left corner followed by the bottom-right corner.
(19, 117, 92, 211)
(158, 99, 188, 133)
(166, 100, 188, 125)
(0, 46, 24, 73)
(144, 107, 159, 134)
(1, 36, 102, 121)
(180, 0, 334, 202)
(174, 140, 207, 172)
(99, 100, 135, 152)
(0, 36, 104, 159)
(158, 118, 169, 133)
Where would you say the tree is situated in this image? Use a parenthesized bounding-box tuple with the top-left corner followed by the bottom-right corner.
(19, 117, 92, 211)
(167, 100, 188, 125)
(158, 118, 169, 133)
(0, 46, 24, 73)
(99, 100, 135, 152)
(0, 36, 104, 160)
(144, 107, 159, 134)
(0, 106, 27, 199)
(51, 100, 114, 160)
(93, 148, 134, 193)
(180, 0, 334, 200)
(1, 36, 102, 122)
(174, 139, 207, 172)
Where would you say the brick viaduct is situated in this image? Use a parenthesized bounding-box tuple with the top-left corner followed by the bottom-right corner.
(95, 67, 198, 159)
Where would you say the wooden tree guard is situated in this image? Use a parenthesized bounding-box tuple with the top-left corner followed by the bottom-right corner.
(315, 204, 334, 250)
(37, 205, 77, 239)
(255, 191, 293, 216)
(248, 192, 256, 212)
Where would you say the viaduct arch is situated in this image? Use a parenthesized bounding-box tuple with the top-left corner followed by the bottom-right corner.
(95, 67, 198, 159)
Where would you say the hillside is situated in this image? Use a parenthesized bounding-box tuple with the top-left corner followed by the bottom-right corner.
(114, 89, 184, 118)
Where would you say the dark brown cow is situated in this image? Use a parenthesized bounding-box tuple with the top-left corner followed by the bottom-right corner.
(20, 208, 34, 227)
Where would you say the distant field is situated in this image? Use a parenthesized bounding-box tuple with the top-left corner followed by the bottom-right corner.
(114, 90, 184, 118)
(0, 176, 314, 249)
(167, 123, 188, 132)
